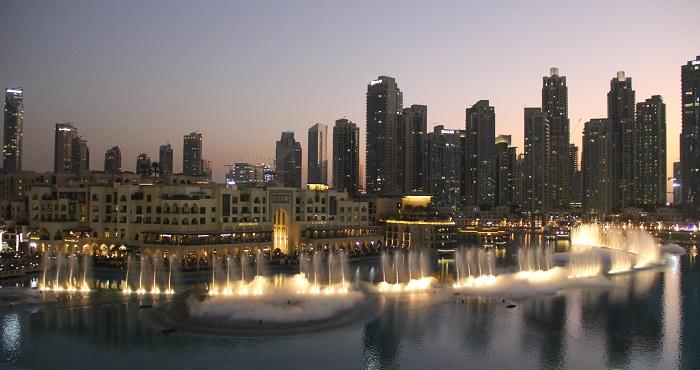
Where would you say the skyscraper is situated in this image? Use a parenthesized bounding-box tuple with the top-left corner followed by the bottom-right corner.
(183, 132, 202, 177)
(3, 88, 23, 173)
(542, 67, 570, 211)
(607, 71, 636, 210)
(464, 100, 496, 207)
(425, 125, 465, 213)
(159, 143, 173, 175)
(332, 118, 360, 197)
(523, 108, 549, 215)
(569, 143, 582, 207)
(582, 119, 613, 216)
(401, 104, 427, 193)
(54, 123, 79, 173)
(72, 136, 89, 173)
(307, 123, 328, 184)
(635, 95, 666, 206)
(673, 162, 682, 205)
(136, 153, 152, 177)
(680, 56, 700, 212)
(104, 146, 122, 174)
(366, 76, 403, 195)
(495, 135, 517, 207)
(275, 131, 302, 188)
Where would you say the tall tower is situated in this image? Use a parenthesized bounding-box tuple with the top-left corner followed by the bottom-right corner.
(366, 76, 403, 195)
(635, 95, 666, 206)
(680, 56, 700, 212)
(3, 88, 24, 172)
(464, 100, 496, 207)
(582, 119, 613, 216)
(183, 132, 203, 177)
(425, 125, 465, 213)
(607, 71, 636, 210)
(159, 143, 173, 175)
(494, 135, 517, 207)
(401, 104, 427, 193)
(542, 67, 570, 211)
(523, 108, 549, 215)
(72, 136, 89, 173)
(307, 123, 328, 184)
(332, 118, 360, 197)
(275, 131, 302, 188)
(104, 146, 122, 174)
(136, 153, 152, 177)
(54, 123, 79, 173)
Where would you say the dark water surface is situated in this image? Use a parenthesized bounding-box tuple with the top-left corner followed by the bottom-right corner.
(0, 237, 698, 370)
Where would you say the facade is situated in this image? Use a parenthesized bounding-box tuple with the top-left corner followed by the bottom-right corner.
(401, 104, 427, 193)
(607, 71, 636, 210)
(3, 88, 24, 173)
(542, 68, 571, 211)
(183, 132, 203, 177)
(680, 56, 700, 213)
(159, 143, 173, 175)
(582, 119, 613, 216)
(523, 108, 548, 215)
(384, 196, 456, 249)
(104, 146, 122, 174)
(24, 181, 377, 257)
(307, 123, 328, 185)
(635, 95, 666, 206)
(275, 132, 302, 188)
(673, 162, 682, 205)
(366, 76, 403, 195)
(464, 100, 496, 207)
(136, 153, 152, 178)
(332, 118, 360, 197)
(425, 125, 464, 213)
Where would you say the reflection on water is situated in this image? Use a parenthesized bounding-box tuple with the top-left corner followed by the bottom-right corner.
(0, 236, 697, 369)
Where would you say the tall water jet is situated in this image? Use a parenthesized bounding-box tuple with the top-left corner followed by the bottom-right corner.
(377, 249, 434, 292)
(452, 247, 497, 288)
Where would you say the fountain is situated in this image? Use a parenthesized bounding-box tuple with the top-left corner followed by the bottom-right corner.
(209, 249, 351, 296)
(452, 247, 497, 288)
(571, 223, 663, 272)
(376, 249, 434, 292)
(40, 251, 91, 292)
(122, 251, 175, 295)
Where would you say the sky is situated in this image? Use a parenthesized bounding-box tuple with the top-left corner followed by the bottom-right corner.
(1, 0, 697, 185)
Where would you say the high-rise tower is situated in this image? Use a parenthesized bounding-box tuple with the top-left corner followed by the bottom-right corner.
(542, 67, 570, 211)
(635, 95, 666, 206)
(3, 88, 24, 172)
(607, 71, 636, 210)
(275, 131, 302, 188)
(464, 100, 496, 207)
(307, 123, 328, 184)
(183, 132, 203, 177)
(680, 56, 700, 212)
(366, 76, 403, 195)
(332, 118, 360, 197)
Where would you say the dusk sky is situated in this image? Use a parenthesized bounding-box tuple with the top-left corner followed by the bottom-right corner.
(1, 0, 697, 183)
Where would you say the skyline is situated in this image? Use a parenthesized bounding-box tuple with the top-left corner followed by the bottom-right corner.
(1, 1, 698, 182)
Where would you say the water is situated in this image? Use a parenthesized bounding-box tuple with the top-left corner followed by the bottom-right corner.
(1, 234, 699, 369)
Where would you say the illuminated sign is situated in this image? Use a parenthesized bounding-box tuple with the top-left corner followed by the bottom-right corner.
(5, 89, 22, 94)
(440, 129, 455, 134)
(370, 79, 382, 86)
